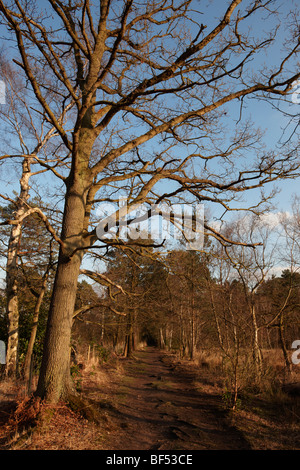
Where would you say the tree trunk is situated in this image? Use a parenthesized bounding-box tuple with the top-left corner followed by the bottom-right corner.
(159, 328, 166, 350)
(5, 159, 31, 377)
(36, 254, 81, 402)
(278, 312, 292, 373)
(5, 268, 19, 377)
(251, 303, 263, 376)
(24, 271, 49, 393)
(36, 175, 89, 403)
(124, 311, 134, 358)
(190, 299, 195, 360)
(113, 317, 120, 351)
(208, 283, 224, 350)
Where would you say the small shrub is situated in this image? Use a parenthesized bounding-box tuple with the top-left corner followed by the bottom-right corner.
(70, 364, 83, 392)
(222, 388, 242, 411)
(96, 345, 110, 363)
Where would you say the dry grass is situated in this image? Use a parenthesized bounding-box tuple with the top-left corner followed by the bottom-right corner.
(191, 347, 300, 391)
(1, 346, 299, 450)
(0, 348, 123, 450)
(229, 405, 300, 450)
(5, 399, 105, 450)
(188, 347, 300, 450)
(0, 377, 29, 402)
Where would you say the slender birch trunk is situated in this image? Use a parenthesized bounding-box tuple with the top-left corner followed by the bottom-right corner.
(251, 302, 263, 376)
(5, 158, 31, 377)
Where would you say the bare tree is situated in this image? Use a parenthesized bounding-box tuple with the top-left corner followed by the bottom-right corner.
(0, 0, 299, 403)
(223, 213, 279, 375)
(0, 58, 63, 377)
(269, 198, 300, 372)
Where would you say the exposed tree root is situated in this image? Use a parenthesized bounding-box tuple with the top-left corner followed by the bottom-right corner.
(2, 396, 43, 448)
(1, 391, 107, 449)
(66, 393, 105, 424)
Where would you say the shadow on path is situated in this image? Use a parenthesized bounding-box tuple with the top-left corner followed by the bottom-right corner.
(98, 347, 251, 450)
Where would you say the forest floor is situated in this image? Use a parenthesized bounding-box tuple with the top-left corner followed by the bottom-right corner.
(0, 346, 299, 450)
(87, 346, 250, 450)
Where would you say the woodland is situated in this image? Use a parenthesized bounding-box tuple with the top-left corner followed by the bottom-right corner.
(0, 0, 299, 451)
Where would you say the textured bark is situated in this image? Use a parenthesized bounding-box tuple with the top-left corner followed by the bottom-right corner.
(24, 272, 49, 392)
(36, 173, 90, 402)
(278, 313, 292, 373)
(251, 303, 263, 375)
(35, 255, 81, 402)
(5, 159, 31, 377)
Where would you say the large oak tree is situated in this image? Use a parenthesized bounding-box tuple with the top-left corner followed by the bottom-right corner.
(0, 0, 299, 403)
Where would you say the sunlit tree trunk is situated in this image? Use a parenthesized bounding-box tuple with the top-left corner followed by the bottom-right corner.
(278, 312, 292, 373)
(251, 303, 263, 376)
(5, 159, 31, 377)
(36, 170, 90, 402)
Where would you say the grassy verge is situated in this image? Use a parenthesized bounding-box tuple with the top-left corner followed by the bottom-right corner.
(179, 348, 300, 450)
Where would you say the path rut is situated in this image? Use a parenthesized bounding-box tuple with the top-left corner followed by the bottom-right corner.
(97, 347, 251, 450)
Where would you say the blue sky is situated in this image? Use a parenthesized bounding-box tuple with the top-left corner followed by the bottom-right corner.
(0, 0, 298, 289)
(0, 0, 299, 232)
(199, 0, 300, 215)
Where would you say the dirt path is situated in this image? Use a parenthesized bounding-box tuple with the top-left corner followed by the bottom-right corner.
(97, 347, 251, 450)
